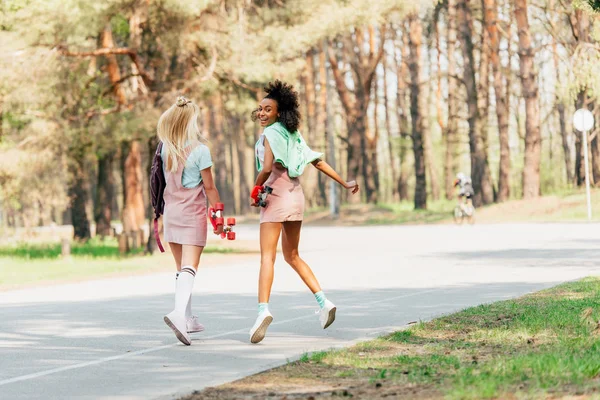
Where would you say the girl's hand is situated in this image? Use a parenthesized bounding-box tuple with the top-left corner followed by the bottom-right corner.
(250, 197, 259, 207)
(345, 180, 359, 194)
(214, 224, 224, 236)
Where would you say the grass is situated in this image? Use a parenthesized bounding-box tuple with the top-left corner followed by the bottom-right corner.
(315, 277, 600, 398)
(302, 188, 600, 226)
(303, 199, 455, 226)
(374, 199, 456, 224)
(0, 237, 247, 290)
(185, 277, 600, 399)
(0, 237, 239, 260)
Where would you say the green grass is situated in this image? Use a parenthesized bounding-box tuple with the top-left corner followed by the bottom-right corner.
(0, 238, 246, 290)
(0, 237, 238, 260)
(373, 200, 455, 224)
(293, 277, 600, 399)
(303, 188, 600, 226)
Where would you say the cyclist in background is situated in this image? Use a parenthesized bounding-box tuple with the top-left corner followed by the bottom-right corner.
(454, 172, 474, 214)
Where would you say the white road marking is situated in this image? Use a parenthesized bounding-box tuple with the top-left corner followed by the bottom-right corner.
(0, 288, 439, 387)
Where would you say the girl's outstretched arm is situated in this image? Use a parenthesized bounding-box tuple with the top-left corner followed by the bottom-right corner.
(311, 159, 359, 194)
(201, 166, 223, 235)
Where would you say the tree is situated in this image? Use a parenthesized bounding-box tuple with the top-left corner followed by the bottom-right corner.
(483, 0, 511, 201)
(328, 26, 386, 203)
(408, 14, 428, 209)
(514, 0, 542, 199)
(458, 0, 495, 207)
(445, 0, 460, 201)
(395, 24, 412, 202)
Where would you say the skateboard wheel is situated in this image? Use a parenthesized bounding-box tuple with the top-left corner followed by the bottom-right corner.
(215, 203, 224, 211)
(216, 217, 224, 225)
(227, 231, 236, 240)
(227, 217, 236, 226)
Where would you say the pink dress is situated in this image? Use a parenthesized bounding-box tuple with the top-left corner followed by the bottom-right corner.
(163, 145, 208, 246)
(260, 163, 305, 223)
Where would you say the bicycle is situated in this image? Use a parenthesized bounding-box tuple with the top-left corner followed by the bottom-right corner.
(453, 203, 475, 225)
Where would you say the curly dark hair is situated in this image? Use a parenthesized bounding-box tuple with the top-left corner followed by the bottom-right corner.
(251, 80, 301, 133)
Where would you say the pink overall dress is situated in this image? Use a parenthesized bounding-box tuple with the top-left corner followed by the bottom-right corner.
(163, 145, 208, 246)
(260, 163, 305, 223)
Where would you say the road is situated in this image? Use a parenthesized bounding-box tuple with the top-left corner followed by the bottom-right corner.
(1, 223, 599, 399)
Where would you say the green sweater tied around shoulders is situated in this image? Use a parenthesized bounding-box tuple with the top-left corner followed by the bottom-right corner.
(255, 121, 323, 178)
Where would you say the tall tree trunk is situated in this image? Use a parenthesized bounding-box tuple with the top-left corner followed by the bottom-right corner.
(553, 9, 572, 186)
(0, 98, 3, 143)
(211, 94, 234, 211)
(575, 92, 595, 187)
(433, 6, 448, 199)
(328, 44, 362, 197)
(574, 92, 585, 186)
(382, 43, 398, 201)
(327, 26, 385, 204)
(425, 26, 441, 202)
(557, 102, 572, 184)
(361, 26, 382, 203)
(69, 147, 91, 241)
(575, 130, 584, 187)
(514, 0, 541, 199)
(408, 15, 427, 209)
(231, 115, 250, 214)
(396, 24, 411, 201)
(373, 67, 382, 197)
(595, 107, 600, 186)
(574, 10, 593, 187)
(478, 8, 496, 200)
(445, 0, 460, 200)
(458, 0, 495, 207)
(103, 22, 145, 240)
(122, 141, 145, 235)
(591, 129, 600, 186)
(549, 0, 575, 186)
(317, 44, 329, 206)
(94, 152, 115, 237)
(302, 49, 319, 208)
(483, 0, 510, 202)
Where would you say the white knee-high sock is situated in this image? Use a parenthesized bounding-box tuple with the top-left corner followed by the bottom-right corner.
(174, 266, 196, 317)
(186, 293, 193, 319)
(176, 272, 193, 319)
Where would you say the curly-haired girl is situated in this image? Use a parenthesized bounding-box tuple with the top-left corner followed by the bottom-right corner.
(249, 80, 359, 344)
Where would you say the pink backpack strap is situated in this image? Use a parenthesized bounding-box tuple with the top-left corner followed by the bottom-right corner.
(154, 217, 165, 253)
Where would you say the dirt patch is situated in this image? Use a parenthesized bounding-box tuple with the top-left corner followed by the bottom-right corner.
(181, 362, 442, 399)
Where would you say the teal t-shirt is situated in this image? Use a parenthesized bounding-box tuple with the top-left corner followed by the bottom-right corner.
(161, 142, 213, 188)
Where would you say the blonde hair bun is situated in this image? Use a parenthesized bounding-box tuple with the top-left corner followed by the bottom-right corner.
(176, 96, 190, 107)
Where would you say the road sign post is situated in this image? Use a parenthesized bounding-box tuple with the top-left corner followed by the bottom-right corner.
(573, 108, 595, 221)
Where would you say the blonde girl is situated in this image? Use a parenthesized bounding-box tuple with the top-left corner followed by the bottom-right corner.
(157, 96, 223, 346)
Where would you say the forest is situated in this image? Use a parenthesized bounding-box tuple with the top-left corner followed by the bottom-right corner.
(1, 0, 599, 247)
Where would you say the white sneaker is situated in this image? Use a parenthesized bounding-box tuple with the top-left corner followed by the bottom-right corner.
(164, 311, 191, 346)
(187, 316, 205, 334)
(319, 300, 336, 329)
(249, 310, 273, 344)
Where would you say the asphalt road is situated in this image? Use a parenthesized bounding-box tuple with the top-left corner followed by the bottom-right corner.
(1, 223, 599, 400)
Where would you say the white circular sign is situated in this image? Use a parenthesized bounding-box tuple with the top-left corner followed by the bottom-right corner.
(573, 109, 595, 132)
